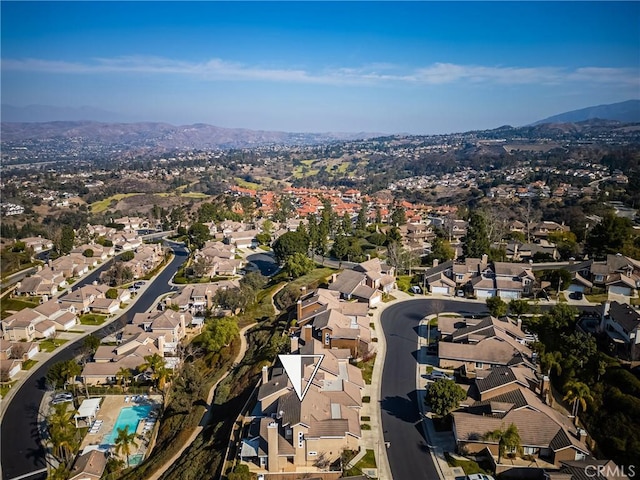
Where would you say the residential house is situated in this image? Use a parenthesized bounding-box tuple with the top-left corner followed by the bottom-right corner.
(452, 368, 590, 472)
(59, 284, 108, 313)
(1, 309, 47, 341)
(1, 357, 22, 380)
(21, 236, 53, 253)
(4, 340, 39, 361)
(14, 276, 58, 297)
(68, 450, 108, 480)
(438, 316, 534, 374)
(589, 254, 640, 297)
(423, 260, 456, 295)
(531, 221, 570, 240)
(601, 301, 640, 361)
(328, 270, 382, 307)
(493, 262, 536, 300)
(34, 299, 78, 331)
(166, 280, 240, 314)
(352, 258, 396, 294)
(129, 244, 164, 278)
(224, 229, 259, 249)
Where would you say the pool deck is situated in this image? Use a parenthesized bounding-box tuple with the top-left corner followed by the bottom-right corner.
(79, 394, 162, 460)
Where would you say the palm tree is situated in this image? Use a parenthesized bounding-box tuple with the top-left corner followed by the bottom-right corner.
(484, 423, 521, 465)
(140, 353, 169, 390)
(114, 425, 139, 467)
(116, 367, 133, 391)
(563, 380, 594, 422)
(46, 403, 77, 464)
(540, 350, 563, 378)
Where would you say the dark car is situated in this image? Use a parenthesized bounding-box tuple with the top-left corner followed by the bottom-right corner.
(569, 291, 583, 300)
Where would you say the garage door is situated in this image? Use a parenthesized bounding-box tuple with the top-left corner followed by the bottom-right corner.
(432, 287, 449, 295)
(609, 286, 631, 296)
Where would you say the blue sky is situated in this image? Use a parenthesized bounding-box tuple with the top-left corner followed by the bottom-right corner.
(2, 1, 639, 134)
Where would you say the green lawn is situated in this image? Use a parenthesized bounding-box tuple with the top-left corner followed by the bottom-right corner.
(445, 452, 491, 476)
(355, 354, 376, 385)
(0, 381, 18, 398)
(585, 293, 608, 303)
(22, 359, 38, 370)
(344, 449, 377, 476)
(1, 297, 40, 319)
(39, 338, 68, 352)
(233, 177, 262, 190)
(79, 314, 107, 326)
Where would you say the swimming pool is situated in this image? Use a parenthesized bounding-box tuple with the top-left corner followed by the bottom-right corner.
(106, 404, 152, 445)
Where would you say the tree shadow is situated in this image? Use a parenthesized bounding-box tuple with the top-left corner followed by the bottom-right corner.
(380, 394, 421, 424)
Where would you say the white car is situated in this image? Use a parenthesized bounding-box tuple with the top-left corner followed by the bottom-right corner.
(429, 371, 455, 381)
(467, 474, 495, 480)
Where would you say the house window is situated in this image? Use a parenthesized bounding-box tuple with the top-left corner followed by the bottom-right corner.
(285, 428, 292, 439)
(523, 447, 537, 455)
(308, 451, 318, 456)
(575, 451, 586, 461)
(324, 333, 330, 345)
(475, 362, 484, 369)
(298, 431, 304, 448)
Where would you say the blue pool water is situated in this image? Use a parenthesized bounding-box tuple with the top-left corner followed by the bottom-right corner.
(106, 404, 152, 445)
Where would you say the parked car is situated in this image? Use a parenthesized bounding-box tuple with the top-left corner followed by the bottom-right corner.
(51, 393, 73, 405)
(134, 281, 146, 288)
(467, 475, 495, 480)
(410, 285, 423, 294)
(428, 371, 455, 381)
(569, 291, 583, 300)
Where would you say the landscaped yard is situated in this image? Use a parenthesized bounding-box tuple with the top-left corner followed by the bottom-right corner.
(79, 313, 107, 325)
(445, 452, 492, 476)
(0, 381, 17, 398)
(22, 359, 38, 370)
(344, 449, 377, 477)
(585, 293, 609, 303)
(39, 338, 68, 352)
(355, 354, 376, 385)
(1, 297, 39, 319)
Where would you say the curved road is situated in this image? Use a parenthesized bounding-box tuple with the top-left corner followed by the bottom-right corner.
(380, 299, 487, 480)
(1, 243, 188, 480)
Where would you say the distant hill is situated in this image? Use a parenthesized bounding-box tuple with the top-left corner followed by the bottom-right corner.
(0, 120, 381, 149)
(532, 99, 640, 125)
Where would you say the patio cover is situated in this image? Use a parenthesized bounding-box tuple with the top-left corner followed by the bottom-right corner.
(74, 398, 101, 427)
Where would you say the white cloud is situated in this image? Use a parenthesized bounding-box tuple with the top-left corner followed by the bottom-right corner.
(2, 56, 638, 88)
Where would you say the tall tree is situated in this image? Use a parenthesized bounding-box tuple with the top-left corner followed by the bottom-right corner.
(463, 211, 490, 258)
(331, 234, 349, 261)
(484, 423, 521, 464)
(356, 200, 368, 233)
(114, 425, 139, 467)
(486, 296, 508, 317)
(425, 378, 466, 417)
(585, 213, 632, 259)
(390, 206, 407, 226)
(563, 380, 594, 421)
(272, 231, 309, 263)
(60, 225, 75, 254)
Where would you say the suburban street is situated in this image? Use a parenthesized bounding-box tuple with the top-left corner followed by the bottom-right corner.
(0, 242, 188, 480)
(380, 299, 487, 480)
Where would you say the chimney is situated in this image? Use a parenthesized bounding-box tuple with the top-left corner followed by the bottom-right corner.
(433, 259, 439, 268)
(481, 254, 488, 268)
(577, 428, 587, 443)
(331, 273, 338, 283)
(157, 335, 165, 354)
(367, 254, 371, 261)
(290, 336, 299, 354)
(541, 375, 550, 403)
(296, 299, 303, 320)
(262, 365, 269, 384)
(517, 317, 522, 328)
(267, 422, 279, 472)
(303, 325, 313, 344)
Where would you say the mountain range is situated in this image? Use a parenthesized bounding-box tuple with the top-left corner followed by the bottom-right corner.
(1, 100, 638, 150)
(532, 99, 640, 125)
